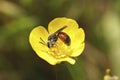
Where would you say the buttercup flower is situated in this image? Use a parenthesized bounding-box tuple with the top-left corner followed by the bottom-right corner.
(29, 17, 85, 65)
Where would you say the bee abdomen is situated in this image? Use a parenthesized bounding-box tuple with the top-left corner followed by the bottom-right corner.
(58, 32, 71, 46)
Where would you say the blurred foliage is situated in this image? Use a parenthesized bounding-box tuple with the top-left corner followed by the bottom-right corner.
(0, 0, 120, 80)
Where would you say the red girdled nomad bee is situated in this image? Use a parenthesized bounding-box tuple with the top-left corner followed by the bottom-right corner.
(40, 26, 71, 48)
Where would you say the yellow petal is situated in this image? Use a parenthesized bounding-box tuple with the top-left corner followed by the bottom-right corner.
(29, 26, 59, 65)
(48, 17, 79, 34)
(37, 50, 76, 65)
(71, 28, 85, 47)
(70, 28, 85, 57)
(70, 43, 85, 57)
(29, 26, 48, 45)
(36, 51, 75, 65)
(29, 26, 52, 62)
(57, 57, 75, 65)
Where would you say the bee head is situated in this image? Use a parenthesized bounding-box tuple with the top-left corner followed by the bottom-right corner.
(47, 33, 58, 48)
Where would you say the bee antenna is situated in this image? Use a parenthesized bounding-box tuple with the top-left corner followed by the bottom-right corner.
(55, 25, 67, 33)
(39, 37, 46, 45)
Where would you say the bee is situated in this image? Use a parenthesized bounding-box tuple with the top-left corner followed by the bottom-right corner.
(40, 26, 71, 48)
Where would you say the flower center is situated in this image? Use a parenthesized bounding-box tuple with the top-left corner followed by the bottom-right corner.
(48, 38, 71, 59)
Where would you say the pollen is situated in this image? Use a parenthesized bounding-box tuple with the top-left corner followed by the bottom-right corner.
(48, 38, 72, 59)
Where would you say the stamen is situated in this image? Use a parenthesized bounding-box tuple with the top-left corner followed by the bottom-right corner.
(47, 38, 71, 59)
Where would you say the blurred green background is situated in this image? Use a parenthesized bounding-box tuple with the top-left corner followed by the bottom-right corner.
(0, 0, 120, 80)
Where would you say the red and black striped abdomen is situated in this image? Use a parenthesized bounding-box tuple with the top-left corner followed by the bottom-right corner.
(58, 32, 71, 46)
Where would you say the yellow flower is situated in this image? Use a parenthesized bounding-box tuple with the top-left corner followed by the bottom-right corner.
(29, 17, 85, 65)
